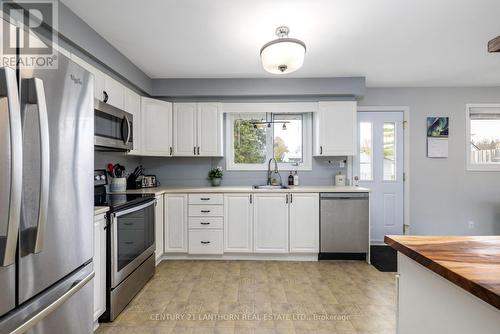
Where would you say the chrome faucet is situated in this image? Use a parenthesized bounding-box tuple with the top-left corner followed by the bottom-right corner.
(267, 158, 282, 186)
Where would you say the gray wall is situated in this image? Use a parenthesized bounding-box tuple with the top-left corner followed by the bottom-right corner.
(359, 87, 500, 236)
(141, 156, 347, 187)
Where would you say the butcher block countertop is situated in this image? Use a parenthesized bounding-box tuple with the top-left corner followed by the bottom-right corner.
(385, 235, 500, 310)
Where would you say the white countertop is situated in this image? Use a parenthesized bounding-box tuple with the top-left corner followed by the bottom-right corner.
(114, 185, 370, 196)
(94, 206, 109, 215)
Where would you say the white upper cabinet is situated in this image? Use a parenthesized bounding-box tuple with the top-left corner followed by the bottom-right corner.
(289, 193, 319, 253)
(103, 74, 125, 109)
(70, 54, 104, 101)
(125, 88, 142, 155)
(224, 194, 253, 253)
(173, 103, 197, 156)
(197, 103, 223, 156)
(314, 101, 357, 156)
(253, 193, 289, 253)
(141, 97, 173, 156)
(172, 102, 223, 157)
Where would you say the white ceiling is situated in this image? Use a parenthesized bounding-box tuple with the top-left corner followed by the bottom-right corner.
(62, 0, 500, 87)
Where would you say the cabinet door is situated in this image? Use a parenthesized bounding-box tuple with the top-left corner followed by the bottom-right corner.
(103, 74, 125, 109)
(224, 194, 253, 253)
(125, 89, 142, 155)
(93, 214, 106, 321)
(197, 103, 222, 156)
(164, 194, 188, 252)
(253, 194, 289, 253)
(315, 101, 357, 156)
(155, 195, 164, 263)
(70, 53, 104, 101)
(141, 97, 173, 156)
(289, 193, 319, 253)
(173, 103, 197, 156)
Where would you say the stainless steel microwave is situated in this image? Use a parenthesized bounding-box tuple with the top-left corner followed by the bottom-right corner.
(94, 99, 133, 151)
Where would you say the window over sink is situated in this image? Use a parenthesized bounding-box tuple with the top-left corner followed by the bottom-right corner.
(226, 112, 312, 170)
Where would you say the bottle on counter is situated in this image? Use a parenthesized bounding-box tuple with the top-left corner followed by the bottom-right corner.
(293, 171, 299, 186)
(288, 171, 294, 186)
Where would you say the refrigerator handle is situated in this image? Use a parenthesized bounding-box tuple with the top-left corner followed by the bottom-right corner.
(0, 67, 22, 267)
(27, 78, 50, 254)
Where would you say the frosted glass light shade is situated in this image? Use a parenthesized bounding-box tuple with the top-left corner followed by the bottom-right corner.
(260, 38, 306, 74)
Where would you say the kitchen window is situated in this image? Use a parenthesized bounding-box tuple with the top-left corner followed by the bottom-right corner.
(466, 104, 500, 171)
(226, 112, 312, 170)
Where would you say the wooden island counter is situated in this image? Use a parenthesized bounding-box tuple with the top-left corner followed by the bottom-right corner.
(385, 235, 500, 334)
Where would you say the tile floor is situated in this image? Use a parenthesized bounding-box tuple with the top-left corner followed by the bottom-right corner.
(96, 260, 396, 334)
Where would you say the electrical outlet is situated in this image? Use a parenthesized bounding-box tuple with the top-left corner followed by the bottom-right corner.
(468, 221, 475, 229)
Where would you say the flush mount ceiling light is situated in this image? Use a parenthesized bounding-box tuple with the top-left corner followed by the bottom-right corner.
(260, 26, 306, 74)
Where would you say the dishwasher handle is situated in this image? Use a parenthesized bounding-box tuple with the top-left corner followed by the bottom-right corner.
(320, 192, 369, 199)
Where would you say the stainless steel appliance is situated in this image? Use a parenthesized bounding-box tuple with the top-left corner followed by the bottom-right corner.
(94, 170, 155, 321)
(319, 193, 369, 260)
(0, 18, 94, 334)
(94, 99, 133, 151)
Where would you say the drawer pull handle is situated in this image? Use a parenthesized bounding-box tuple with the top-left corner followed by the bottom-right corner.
(124, 241, 134, 245)
(201, 210, 211, 213)
(200, 198, 210, 200)
(201, 241, 211, 244)
(200, 222, 210, 225)
(123, 222, 133, 226)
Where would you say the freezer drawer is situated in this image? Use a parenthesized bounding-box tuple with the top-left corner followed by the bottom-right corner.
(0, 262, 93, 334)
(320, 193, 369, 254)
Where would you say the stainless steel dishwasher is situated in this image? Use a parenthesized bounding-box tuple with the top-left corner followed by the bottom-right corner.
(319, 192, 369, 260)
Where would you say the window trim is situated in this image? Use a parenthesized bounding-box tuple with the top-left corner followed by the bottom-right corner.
(466, 104, 500, 171)
(226, 112, 313, 171)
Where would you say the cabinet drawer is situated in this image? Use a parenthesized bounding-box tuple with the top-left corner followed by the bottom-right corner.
(189, 194, 223, 205)
(189, 217, 223, 229)
(188, 205, 223, 217)
(189, 230, 223, 254)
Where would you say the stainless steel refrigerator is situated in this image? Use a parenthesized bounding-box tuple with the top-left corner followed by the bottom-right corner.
(0, 17, 94, 334)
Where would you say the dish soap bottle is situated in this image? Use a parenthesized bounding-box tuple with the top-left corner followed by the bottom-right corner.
(288, 171, 294, 186)
(293, 171, 299, 186)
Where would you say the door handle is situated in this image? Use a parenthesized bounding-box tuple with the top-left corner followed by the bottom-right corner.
(197, 146, 200, 155)
(103, 90, 108, 103)
(169, 146, 173, 156)
(285, 194, 289, 204)
(27, 78, 50, 254)
(320, 146, 323, 155)
(193, 146, 196, 155)
(122, 115, 131, 144)
(0, 67, 22, 267)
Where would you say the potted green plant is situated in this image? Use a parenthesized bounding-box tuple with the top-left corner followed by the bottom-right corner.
(208, 166, 223, 186)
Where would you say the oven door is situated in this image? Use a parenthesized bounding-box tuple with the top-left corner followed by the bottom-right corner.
(94, 99, 133, 151)
(110, 199, 155, 288)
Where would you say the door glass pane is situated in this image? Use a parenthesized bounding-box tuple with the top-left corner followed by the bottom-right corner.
(359, 122, 373, 180)
(273, 114, 303, 164)
(233, 114, 267, 164)
(383, 122, 396, 181)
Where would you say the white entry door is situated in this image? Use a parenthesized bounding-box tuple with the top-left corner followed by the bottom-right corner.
(353, 111, 404, 243)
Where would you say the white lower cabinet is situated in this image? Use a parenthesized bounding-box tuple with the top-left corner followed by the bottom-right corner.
(253, 193, 289, 253)
(224, 194, 253, 253)
(164, 194, 188, 252)
(155, 195, 164, 263)
(93, 213, 107, 322)
(289, 193, 319, 253)
(188, 194, 223, 254)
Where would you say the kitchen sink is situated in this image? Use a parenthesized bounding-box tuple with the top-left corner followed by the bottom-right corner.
(253, 185, 290, 190)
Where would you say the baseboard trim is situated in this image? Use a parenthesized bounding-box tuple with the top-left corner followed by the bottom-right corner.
(157, 253, 318, 262)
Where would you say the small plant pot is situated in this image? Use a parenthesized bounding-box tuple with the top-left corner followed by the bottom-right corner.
(210, 178, 222, 187)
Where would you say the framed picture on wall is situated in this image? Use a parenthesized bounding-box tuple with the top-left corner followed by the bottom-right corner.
(427, 117, 449, 158)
